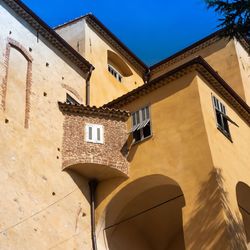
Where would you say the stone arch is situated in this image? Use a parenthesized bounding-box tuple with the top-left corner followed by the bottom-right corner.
(236, 181, 250, 245)
(1, 38, 33, 128)
(104, 174, 186, 250)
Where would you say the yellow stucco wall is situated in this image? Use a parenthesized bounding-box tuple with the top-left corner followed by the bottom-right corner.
(0, 2, 92, 249)
(151, 39, 248, 103)
(56, 19, 86, 58)
(1, 1, 250, 249)
(95, 71, 250, 249)
(56, 18, 145, 107)
(95, 72, 234, 249)
(235, 40, 250, 106)
(198, 74, 250, 248)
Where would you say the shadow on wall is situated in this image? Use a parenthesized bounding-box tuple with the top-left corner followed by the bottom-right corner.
(67, 169, 127, 208)
(66, 170, 91, 203)
(104, 174, 186, 250)
(236, 182, 250, 245)
(185, 169, 247, 250)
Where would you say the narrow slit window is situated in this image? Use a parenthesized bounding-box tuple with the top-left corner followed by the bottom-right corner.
(89, 126, 93, 140)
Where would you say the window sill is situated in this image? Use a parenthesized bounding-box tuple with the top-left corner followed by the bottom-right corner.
(217, 127, 233, 143)
(132, 135, 153, 146)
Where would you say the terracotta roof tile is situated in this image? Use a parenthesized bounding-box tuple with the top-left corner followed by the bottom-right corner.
(58, 102, 130, 121)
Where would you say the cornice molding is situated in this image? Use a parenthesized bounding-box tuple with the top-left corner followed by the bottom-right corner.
(104, 57, 250, 125)
(85, 15, 147, 75)
(2, 0, 93, 73)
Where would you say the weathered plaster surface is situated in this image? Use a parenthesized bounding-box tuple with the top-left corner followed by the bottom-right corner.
(0, 1, 92, 249)
(56, 18, 145, 107)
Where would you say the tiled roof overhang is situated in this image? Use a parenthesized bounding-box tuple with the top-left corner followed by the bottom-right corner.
(85, 14, 148, 75)
(2, 0, 93, 73)
(58, 102, 130, 121)
(104, 57, 250, 125)
(150, 30, 250, 74)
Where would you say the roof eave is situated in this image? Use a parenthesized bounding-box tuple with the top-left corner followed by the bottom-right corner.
(58, 102, 130, 121)
(84, 14, 148, 74)
(104, 57, 250, 124)
(3, 0, 94, 73)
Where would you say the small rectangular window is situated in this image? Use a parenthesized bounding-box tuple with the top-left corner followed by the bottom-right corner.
(131, 106, 152, 143)
(212, 95, 231, 139)
(108, 64, 123, 82)
(85, 124, 104, 144)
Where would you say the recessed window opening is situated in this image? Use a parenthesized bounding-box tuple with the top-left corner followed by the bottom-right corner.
(85, 124, 104, 144)
(66, 93, 79, 105)
(131, 106, 152, 143)
(212, 95, 232, 139)
(108, 64, 123, 82)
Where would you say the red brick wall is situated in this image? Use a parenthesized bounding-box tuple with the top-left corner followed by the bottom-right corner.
(62, 113, 129, 177)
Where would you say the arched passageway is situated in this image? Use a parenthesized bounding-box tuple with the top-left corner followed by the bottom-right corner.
(236, 182, 250, 246)
(104, 175, 186, 250)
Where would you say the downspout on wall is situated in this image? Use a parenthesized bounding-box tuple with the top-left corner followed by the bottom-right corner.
(89, 180, 98, 250)
(86, 66, 94, 106)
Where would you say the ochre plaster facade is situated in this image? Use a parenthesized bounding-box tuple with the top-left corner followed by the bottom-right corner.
(0, 0, 250, 249)
(56, 17, 145, 107)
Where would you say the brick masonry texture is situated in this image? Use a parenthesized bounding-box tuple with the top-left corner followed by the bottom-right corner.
(1, 37, 33, 128)
(62, 113, 129, 177)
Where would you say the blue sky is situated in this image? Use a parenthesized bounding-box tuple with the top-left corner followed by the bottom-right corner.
(22, 0, 220, 66)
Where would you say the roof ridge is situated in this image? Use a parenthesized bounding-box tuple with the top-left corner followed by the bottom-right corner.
(53, 14, 92, 30)
(84, 14, 148, 72)
(150, 30, 249, 71)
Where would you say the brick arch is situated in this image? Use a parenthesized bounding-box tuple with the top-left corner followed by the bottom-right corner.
(1, 38, 33, 128)
(8, 38, 33, 62)
(61, 83, 83, 103)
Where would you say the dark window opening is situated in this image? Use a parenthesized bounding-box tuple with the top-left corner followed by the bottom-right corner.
(108, 64, 123, 82)
(131, 106, 152, 143)
(212, 95, 231, 139)
(66, 93, 79, 105)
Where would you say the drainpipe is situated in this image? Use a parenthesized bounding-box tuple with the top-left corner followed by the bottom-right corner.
(89, 180, 98, 250)
(143, 68, 151, 84)
(86, 66, 94, 106)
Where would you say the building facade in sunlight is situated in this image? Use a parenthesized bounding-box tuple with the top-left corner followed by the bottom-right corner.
(0, 0, 250, 249)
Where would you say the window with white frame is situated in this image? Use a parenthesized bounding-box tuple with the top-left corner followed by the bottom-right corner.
(85, 124, 104, 144)
(212, 95, 231, 138)
(108, 64, 123, 82)
(131, 106, 152, 143)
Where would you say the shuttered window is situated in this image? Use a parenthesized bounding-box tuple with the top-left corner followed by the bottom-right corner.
(212, 95, 231, 139)
(131, 106, 152, 143)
